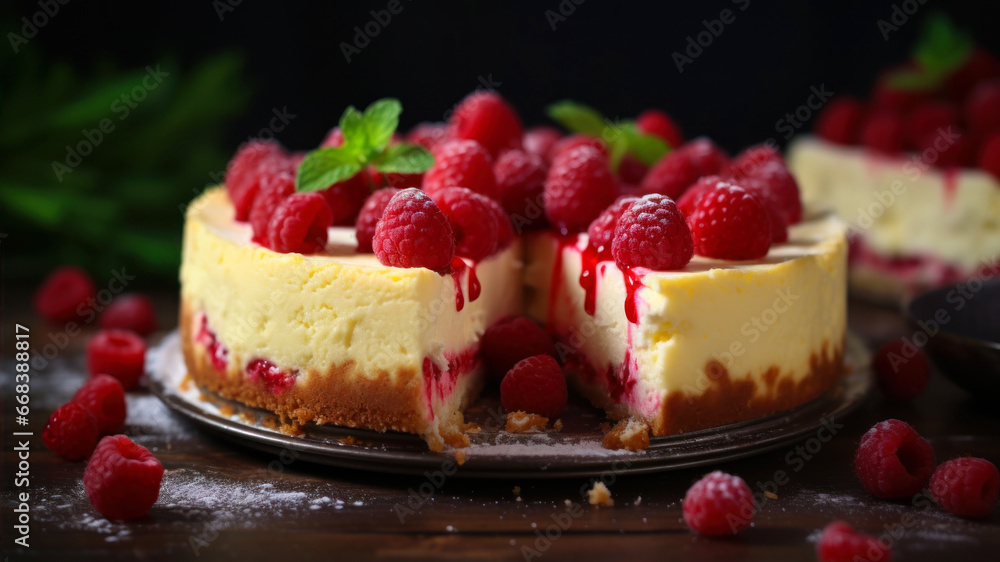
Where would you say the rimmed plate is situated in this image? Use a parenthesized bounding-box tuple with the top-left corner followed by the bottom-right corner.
(149, 332, 873, 478)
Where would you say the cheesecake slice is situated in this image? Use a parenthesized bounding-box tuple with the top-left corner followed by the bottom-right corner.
(180, 188, 522, 450)
(523, 214, 847, 435)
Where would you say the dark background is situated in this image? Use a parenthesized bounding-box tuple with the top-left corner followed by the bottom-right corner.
(3, 0, 1000, 290)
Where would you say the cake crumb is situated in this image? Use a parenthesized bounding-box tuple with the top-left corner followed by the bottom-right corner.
(454, 451, 466, 465)
(463, 422, 482, 434)
(512, 486, 521, 496)
(599, 421, 612, 433)
(278, 421, 304, 437)
(505, 411, 548, 433)
(552, 419, 563, 431)
(239, 411, 256, 424)
(261, 416, 280, 431)
(218, 404, 236, 418)
(764, 491, 778, 500)
(179, 374, 193, 392)
(586, 482, 614, 507)
(601, 419, 650, 451)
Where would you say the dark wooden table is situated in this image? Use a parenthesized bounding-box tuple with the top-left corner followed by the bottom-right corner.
(3, 299, 999, 561)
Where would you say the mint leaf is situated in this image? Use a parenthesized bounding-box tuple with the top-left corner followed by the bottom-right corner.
(627, 127, 670, 165)
(547, 100, 607, 137)
(373, 142, 434, 173)
(887, 13, 973, 91)
(338, 106, 365, 151)
(362, 98, 401, 153)
(296, 147, 364, 192)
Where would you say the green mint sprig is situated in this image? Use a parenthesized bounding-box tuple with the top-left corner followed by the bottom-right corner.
(546, 100, 670, 170)
(887, 13, 973, 91)
(296, 98, 433, 192)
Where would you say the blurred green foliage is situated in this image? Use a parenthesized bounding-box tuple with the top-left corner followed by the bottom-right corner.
(0, 42, 249, 287)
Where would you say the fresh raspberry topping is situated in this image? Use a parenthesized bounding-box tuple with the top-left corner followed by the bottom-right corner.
(373, 188, 456, 272)
(728, 144, 782, 176)
(638, 148, 700, 199)
(522, 126, 563, 162)
(494, 149, 549, 231)
(224, 140, 286, 221)
(84, 435, 163, 520)
(682, 471, 755, 536)
(815, 97, 865, 145)
(482, 316, 558, 379)
(319, 170, 372, 226)
(736, 177, 790, 244)
(42, 402, 99, 461)
(321, 127, 344, 147)
(543, 145, 619, 232)
(422, 139, 499, 201)
(978, 133, 1000, 180)
(611, 194, 692, 270)
(87, 330, 146, 390)
(266, 193, 332, 254)
(930, 457, 1000, 518)
(548, 134, 608, 161)
(854, 419, 936, 499)
(246, 358, 296, 395)
(407, 122, 449, 149)
(33, 266, 97, 325)
(859, 112, 905, 155)
(99, 294, 158, 337)
(249, 169, 296, 244)
(817, 521, 894, 562)
(636, 109, 684, 148)
(448, 91, 523, 157)
(676, 175, 724, 217)
(944, 48, 1000, 102)
(965, 81, 1000, 133)
(929, 133, 976, 169)
(688, 184, 772, 260)
(377, 169, 424, 190)
(587, 196, 640, 254)
(431, 187, 500, 261)
(905, 102, 958, 150)
(355, 188, 400, 253)
(616, 155, 649, 185)
(872, 338, 930, 401)
(72, 374, 127, 434)
(500, 354, 567, 418)
(679, 137, 731, 177)
(482, 195, 515, 250)
(726, 147, 802, 226)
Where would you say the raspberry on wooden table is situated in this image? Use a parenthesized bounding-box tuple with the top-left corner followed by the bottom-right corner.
(33, 266, 97, 325)
(612, 194, 693, 270)
(482, 316, 558, 379)
(84, 435, 163, 520)
(431, 187, 500, 261)
(587, 196, 640, 254)
(87, 329, 146, 390)
(688, 184, 772, 260)
(682, 471, 755, 536)
(266, 193, 333, 254)
(522, 126, 563, 162)
(872, 338, 930, 401)
(816, 521, 893, 562)
(815, 97, 865, 145)
(73, 374, 127, 434)
(422, 139, 499, 201)
(100, 294, 158, 337)
(355, 188, 400, 253)
(854, 419, 936, 499)
(500, 354, 567, 419)
(543, 145, 619, 232)
(930, 457, 999, 518)
(636, 108, 684, 148)
(42, 402, 99, 461)
(448, 91, 524, 157)
(372, 188, 456, 273)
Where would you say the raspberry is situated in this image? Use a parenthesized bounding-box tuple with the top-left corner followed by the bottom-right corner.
(543, 145, 619, 232)
(638, 149, 700, 198)
(945, 48, 1000, 102)
(522, 126, 563, 162)
(965, 81, 1000, 133)
(99, 294, 158, 337)
(817, 521, 894, 562)
(616, 155, 649, 185)
(33, 266, 97, 325)
(930, 457, 1000, 518)
(494, 149, 548, 231)
(378, 170, 424, 190)
(726, 148, 802, 227)
(688, 184, 771, 260)
(266, 193, 332, 254)
(548, 134, 608, 161)
(736, 177, 790, 244)
(249, 169, 296, 244)
(977, 132, 1000, 180)
(679, 137, 730, 176)
(636, 109, 684, 148)
(422, 139, 499, 201)
(905, 102, 958, 150)
(407, 122, 449, 149)
(676, 175, 724, 217)
(612, 194, 693, 270)
(728, 144, 782, 176)
(224, 140, 286, 221)
(321, 127, 344, 147)
(929, 133, 976, 169)
(246, 358, 296, 395)
(682, 471, 755, 536)
(815, 97, 864, 145)
(854, 419, 936, 499)
(72, 374, 127, 434)
(87, 330, 146, 390)
(431, 187, 500, 261)
(319, 170, 372, 226)
(84, 435, 163, 520)
(355, 188, 400, 253)
(484, 196, 515, 250)
(859, 112, 905, 155)
(42, 402, 99, 461)
(500, 354, 567, 418)
(872, 338, 930, 401)
(448, 91, 523, 157)
(373, 188, 455, 272)
(587, 196, 640, 254)
(482, 316, 558, 379)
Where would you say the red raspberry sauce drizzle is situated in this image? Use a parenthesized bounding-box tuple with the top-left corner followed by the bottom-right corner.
(195, 313, 229, 372)
(421, 347, 481, 421)
(245, 358, 297, 395)
(450, 257, 482, 312)
(578, 242, 608, 316)
(622, 266, 643, 324)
